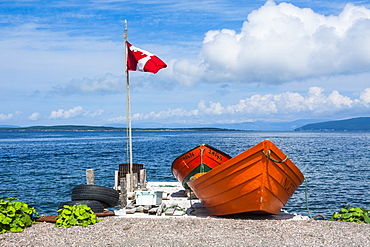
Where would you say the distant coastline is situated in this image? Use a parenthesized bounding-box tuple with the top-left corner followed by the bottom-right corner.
(295, 117, 370, 132)
(1, 117, 369, 132)
(0, 125, 240, 132)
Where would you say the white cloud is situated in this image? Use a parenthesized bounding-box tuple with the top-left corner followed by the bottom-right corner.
(359, 88, 370, 105)
(3, 1, 370, 128)
(326, 90, 353, 108)
(48, 106, 105, 119)
(107, 116, 125, 123)
(170, 1, 370, 85)
(211, 87, 360, 118)
(49, 73, 124, 96)
(49, 106, 84, 119)
(198, 100, 224, 115)
(12, 1, 370, 96)
(85, 110, 105, 118)
(132, 108, 199, 121)
(0, 22, 123, 93)
(28, 112, 41, 121)
(165, 59, 205, 87)
(0, 113, 13, 121)
(128, 87, 370, 124)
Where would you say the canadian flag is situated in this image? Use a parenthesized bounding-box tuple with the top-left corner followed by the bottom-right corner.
(126, 41, 167, 74)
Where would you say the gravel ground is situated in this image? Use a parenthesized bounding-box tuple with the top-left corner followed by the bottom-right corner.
(1, 216, 369, 246)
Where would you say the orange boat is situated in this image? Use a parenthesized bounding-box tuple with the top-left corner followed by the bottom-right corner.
(171, 144, 231, 189)
(187, 140, 304, 215)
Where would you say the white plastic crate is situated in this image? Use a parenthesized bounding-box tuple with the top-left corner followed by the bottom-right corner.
(135, 191, 163, 205)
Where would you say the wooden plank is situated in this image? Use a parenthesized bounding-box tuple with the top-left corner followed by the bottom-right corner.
(173, 210, 185, 216)
(119, 177, 127, 208)
(148, 207, 158, 215)
(165, 208, 176, 216)
(125, 208, 136, 214)
(143, 205, 152, 213)
(35, 211, 115, 223)
(156, 203, 165, 216)
(162, 192, 169, 200)
(125, 202, 135, 209)
(136, 206, 144, 213)
(95, 211, 115, 217)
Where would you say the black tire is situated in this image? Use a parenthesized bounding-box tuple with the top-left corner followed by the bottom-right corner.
(58, 200, 105, 213)
(71, 185, 119, 207)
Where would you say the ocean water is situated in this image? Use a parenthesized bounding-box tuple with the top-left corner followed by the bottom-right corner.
(1, 130, 369, 219)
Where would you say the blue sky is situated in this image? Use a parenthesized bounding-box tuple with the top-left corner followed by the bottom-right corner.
(1, 0, 370, 127)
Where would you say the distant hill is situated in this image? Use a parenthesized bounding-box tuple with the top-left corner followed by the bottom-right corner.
(0, 125, 235, 132)
(209, 119, 327, 131)
(0, 125, 20, 128)
(295, 117, 370, 131)
(123, 119, 327, 131)
(2, 118, 369, 132)
(0, 125, 124, 131)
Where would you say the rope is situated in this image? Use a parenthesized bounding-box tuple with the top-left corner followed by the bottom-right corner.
(262, 150, 288, 163)
(262, 150, 315, 220)
(313, 214, 326, 220)
(304, 177, 313, 219)
(163, 205, 186, 216)
(187, 190, 195, 215)
(200, 145, 206, 174)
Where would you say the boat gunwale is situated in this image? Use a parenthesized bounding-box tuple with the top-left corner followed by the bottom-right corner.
(263, 146, 305, 185)
(171, 144, 232, 176)
(188, 140, 304, 186)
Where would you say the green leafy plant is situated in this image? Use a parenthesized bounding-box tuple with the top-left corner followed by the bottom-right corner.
(56, 204, 101, 228)
(0, 197, 39, 234)
(330, 205, 370, 223)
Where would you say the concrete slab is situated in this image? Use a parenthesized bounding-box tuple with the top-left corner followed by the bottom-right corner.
(113, 182, 309, 221)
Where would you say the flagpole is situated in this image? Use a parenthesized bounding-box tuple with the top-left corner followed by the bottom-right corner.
(124, 20, 133, 175)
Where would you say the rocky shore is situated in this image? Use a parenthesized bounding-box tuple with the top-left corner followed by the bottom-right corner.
(1, 216, 369, 246)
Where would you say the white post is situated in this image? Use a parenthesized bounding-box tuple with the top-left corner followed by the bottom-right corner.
(120, 177, 127, 208)
(86, 169, 94, 185)
(126, 173, 132, 193)
(140, 169, 147, 190)
(133, 173, 138, 191)
(114, 170, 119, 190)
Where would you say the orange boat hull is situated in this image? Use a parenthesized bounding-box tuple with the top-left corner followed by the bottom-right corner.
(171, 144, 231, 189)
(187, 140, 304, 215)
